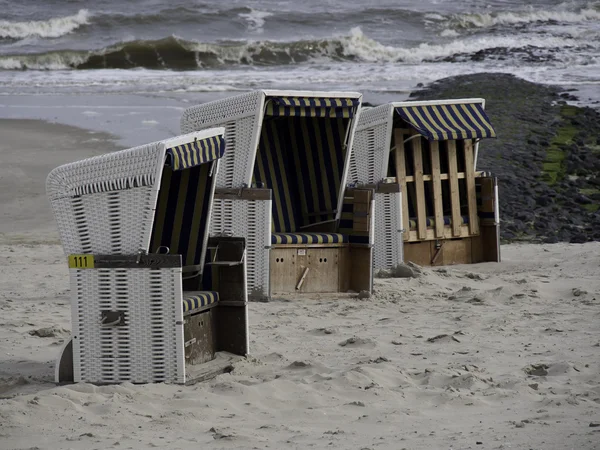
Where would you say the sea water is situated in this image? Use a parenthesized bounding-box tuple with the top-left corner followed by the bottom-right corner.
(0, 0, 598, 145)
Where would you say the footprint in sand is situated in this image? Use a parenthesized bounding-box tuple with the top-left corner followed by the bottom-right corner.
(338, 337, 376, 348)
(524, 361, 580, 377)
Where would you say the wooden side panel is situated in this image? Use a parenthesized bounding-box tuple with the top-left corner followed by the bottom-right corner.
(447, 141, 462, 237)
(476, 176, 501, 263)
(464, 140, 479, 235)
(477, 176, 497, 222)
(184, 309, 216, 365)
(411, 135, 427, 240)
(481, 225, 501, 262)
(303, 248, 340, 293)
(211, 238, 248, 356)
(430, 141, 444, 238)
(470, 234, 484, 263)
(441, 239, 472, 265)
(349, 246, 372, 293)
(393, 129, 410, 241)
(403, 241, 433, 267)
(338, 246, 351, 292)
(270, 248, 298, 294)
(213, 239, 246, 302)
(403, 238, 477, 266)
(352, 189, 372, 234)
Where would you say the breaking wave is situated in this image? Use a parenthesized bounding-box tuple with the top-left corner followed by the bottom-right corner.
(0, 9, 89, 40)
(0, 28, 587, 71)
(447, 6, 600, 30)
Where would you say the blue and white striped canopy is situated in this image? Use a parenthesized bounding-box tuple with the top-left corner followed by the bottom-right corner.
(166, 135, 226, 170)
(395, 102, 497, 141)
(266, 96, 360, 118)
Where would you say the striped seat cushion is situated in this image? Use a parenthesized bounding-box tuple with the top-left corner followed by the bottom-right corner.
(272, 232, 348, 245)
(182, 291, 219, 315)
(409, 216, 469, 230)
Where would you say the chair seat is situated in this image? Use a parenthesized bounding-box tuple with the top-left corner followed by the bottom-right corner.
(409, 216, 470, 230)
(272, 232, 348, 245)
(183, 291, 219, 315)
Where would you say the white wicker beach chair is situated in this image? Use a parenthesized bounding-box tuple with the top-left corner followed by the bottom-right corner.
(181, 90, 374, 298)
(350, 98, 500, 269)
(47, 128, 249, 385)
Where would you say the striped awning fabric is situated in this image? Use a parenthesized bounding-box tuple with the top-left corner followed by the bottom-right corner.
(253, 116, 348, 232)
(395, 103, 497, 141)
(266, 97, 360, 118)
(166, 135, 225, 170)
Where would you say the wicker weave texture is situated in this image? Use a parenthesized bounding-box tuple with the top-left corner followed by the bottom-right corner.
(353, 105, 394, 183)
(180, 91, 264, 188)
(356, 103, 393, 132)
(210, 198, 271, 299)
(47, 141, 165, 255)
(46, 142, 163, 201)
(70, 267, 184, 384)
(62, 187, 156, 255)
(373, 192, 403, 270)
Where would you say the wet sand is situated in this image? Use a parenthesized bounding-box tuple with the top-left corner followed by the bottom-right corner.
(0, 119, 121, 243)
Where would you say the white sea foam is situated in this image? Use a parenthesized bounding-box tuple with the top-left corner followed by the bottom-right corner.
(238, 9, 273, 33)
(0, 25, 596, 71)
(0, 9, 89, 40)
(0, 52, 88, 70)
(335, 27, 581, 64)
(448, 7, 600, 30)
(440, 29, 460, 38)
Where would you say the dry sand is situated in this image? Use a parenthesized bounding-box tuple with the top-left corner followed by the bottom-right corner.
(0, 120, 599, 450)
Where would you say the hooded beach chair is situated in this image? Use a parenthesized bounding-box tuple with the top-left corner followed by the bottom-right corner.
(350, 98, 500, 268)
(46, 128, 249, 385)
(181, 90, 374, 299)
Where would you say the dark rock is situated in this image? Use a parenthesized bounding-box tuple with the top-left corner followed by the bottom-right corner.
(409, 73, 600, 243)
(536, 196, 553, 207)
(570, 234, 588, 244)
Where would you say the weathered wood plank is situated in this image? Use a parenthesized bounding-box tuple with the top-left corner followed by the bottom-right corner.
(405, 173, 466, 182)
(447, 141, 462, 237)
(430, 141, 444, 238)
(411, 135, 427, 240)
(464, 140, 480, 235)
(407, 224, 470, 242)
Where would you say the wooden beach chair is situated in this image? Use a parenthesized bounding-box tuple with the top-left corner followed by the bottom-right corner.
(46, 128, 249, 385)
(350, 98, 500, 268)
(181, 91, 374, 299)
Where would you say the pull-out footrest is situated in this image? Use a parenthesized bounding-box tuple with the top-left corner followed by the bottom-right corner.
(183, 291, 219, 366)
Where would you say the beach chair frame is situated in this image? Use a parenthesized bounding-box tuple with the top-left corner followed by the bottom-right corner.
(182, 90, 373, 299)
(350, 98, 501, 269)
(47, 128, 249, 385)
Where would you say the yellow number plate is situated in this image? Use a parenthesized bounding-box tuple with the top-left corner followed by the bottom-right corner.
(68, 254, 95, 269)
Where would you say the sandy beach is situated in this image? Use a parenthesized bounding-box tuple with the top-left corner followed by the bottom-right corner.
(0, 118, 599, 449)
